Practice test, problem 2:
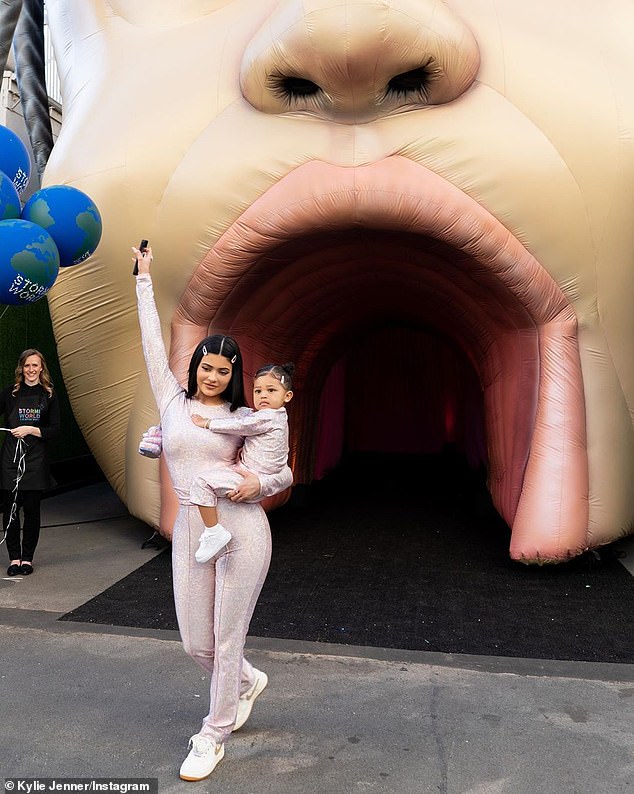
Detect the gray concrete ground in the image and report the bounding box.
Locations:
[1,483,634,794]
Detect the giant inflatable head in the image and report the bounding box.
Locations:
[44,0,634,561]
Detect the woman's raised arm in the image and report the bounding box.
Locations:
[134,247,183,414]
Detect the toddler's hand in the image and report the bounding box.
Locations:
[191,413,208,429]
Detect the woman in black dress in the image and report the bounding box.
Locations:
[1,349,60,575]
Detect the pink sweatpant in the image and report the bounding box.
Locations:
[171,499,272,744]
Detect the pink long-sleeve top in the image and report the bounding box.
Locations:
[206,407,289,476]
[136,274,292,504]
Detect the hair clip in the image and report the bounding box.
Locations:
[202,345,208,356]
[280,375,285,384]
[231,354,237,363]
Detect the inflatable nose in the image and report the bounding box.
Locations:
[240,0,480,123]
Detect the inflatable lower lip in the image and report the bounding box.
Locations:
[172,156,589,561]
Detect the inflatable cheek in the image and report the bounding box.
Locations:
[43,0,634,561]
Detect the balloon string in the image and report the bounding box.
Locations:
[0,433,27,548]
[0,306,9,322]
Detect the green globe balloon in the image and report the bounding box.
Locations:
[0,171,21,220]
[21,185,102,267]
[0,219,60,306]
[0,125,31,193]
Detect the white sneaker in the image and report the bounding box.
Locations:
[194,525,232,563]
[233,669,268,731]
[179,733,225,781]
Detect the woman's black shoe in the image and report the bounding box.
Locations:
[20,563,34,575]
[7,564,22,576]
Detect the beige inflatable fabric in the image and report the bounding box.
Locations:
[44,0,634,562]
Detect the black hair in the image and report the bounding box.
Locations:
[186,334,246,411]
[254,362,295,391]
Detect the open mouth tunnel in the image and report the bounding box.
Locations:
[171,158,588,560]
[206,225,537,526]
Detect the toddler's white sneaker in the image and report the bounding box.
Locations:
[195,524,231,563]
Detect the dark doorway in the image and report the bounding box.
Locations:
[314,325,487,481]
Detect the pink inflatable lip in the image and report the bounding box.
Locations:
[172,156,589,561]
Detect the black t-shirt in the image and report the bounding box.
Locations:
[0,383,60,491]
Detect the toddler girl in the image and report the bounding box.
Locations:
[190,362,294,562]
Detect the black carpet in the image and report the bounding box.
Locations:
[60,453,634,663]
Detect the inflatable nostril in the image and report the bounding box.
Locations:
[241,0,481,123]
[272,75,323,103]
[386,63,437,103]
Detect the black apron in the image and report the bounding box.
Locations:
[1,385,51,491]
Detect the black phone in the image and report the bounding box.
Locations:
[132,239,149,276]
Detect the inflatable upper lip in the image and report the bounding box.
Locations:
[171,155,575,372]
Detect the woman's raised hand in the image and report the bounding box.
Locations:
[132,244,153,275]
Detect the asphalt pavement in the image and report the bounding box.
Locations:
[1,483,633,794]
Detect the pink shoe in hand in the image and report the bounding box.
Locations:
[138,425,162,458]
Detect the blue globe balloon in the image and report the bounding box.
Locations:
[0,219,60,306]
[21,185,102,267]
[0,171,21,220]
[0,125,31,194]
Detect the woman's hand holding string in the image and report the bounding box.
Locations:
[11,425,41,439]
